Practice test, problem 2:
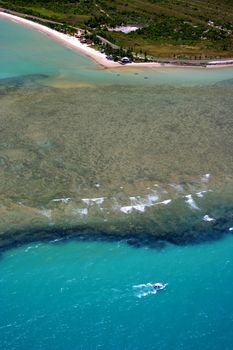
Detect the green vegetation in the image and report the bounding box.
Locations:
[1,0,233,58]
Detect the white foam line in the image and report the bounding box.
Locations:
[51,238,64,243]
[147,194,159,203]
[120,205,139,214]
[185,195,200,210]
[203,215,215,222]
[157,199,172,205]
[120,204,147,214]
[196,189,213,198]
[120,193,160,213]
[119,198,172,214]
[72,208,88,215]
[201,173,211,183]
[82,197,105,205]
[196,190,208,198]
[129,193,159,206]
[24,246,33,252]
[52,197,71,203]
[129,196,139,203]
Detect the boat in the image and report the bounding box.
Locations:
[146,282,168,290]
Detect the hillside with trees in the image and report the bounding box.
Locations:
[1,0,233,59]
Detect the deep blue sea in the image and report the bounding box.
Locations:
[0,16,233,350]
[1,236,233,350]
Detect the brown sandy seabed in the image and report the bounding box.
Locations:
[0,79,233,247]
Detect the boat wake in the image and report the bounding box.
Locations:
[133,284,157,298]
[133,283,167,298]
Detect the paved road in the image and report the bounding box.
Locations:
[96,35,120,50]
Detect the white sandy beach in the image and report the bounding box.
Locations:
[1,11,233,69]
[0,11,121,68]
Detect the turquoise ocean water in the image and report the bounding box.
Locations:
[1,17,233,349]
[1,236,233,350]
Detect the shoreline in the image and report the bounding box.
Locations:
[0,11,120,69]
[1,11,233,70]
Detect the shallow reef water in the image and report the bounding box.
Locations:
[0,18,233,247]
[0,76,233,247]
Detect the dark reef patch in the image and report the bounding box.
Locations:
[0,215,232,256]
[0,74,49,95]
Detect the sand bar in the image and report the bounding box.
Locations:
[1,11,233,69]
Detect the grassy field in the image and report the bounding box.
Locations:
[1,0,233,58]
